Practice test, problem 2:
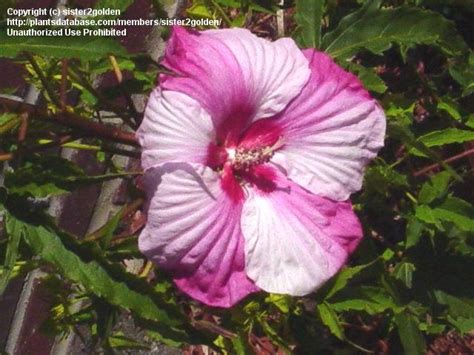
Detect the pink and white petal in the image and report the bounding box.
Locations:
[137,89,215,170]
[240,168,362,295]
[160,27,310,142]
[205,29,310,121]
[139,163,258,307]
[272,50,386,201]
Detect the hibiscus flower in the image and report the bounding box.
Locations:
[137,26,386,308]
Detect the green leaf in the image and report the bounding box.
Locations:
[317,302,344,340]
[230,332,250,355]
[449,53,474,97]
[187,2,214,19]
[437,98,462,121]
[435,291,474,333]
[24,225,182,323]
[405,216,424,249]
[260,318,291,351]
[319,260,376,300]
[416,197,474,232]
[466,114,474,129]
[364,163,409,196]
[411,128,474,156]
[433,197,474,232]
[214,0,276,13]
[415,205,444,230]
[418,172,451,205]
[322,0,382,55]
[94,0,134,11]
[108,334,150,350]
[0,212,22,295]
[346,63,387,94]
[265,294,291,313]
[420,128,474,146]
[294,0,325,48]
[90,57,136,76]
[0,29,126,59]
[88,205,128,249]
[330,286,399,314]
[322,6,467,60]
[5,155,140,197]
[3,207,190,346]
[434,290,474,318]
[388,121,461,180]
[0,113,20,135]
[447,315,474,334]
[393,262,416,289]
[394,312,426,355]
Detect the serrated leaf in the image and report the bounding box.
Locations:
[2,204,190,346]
[447,315,474,334]
[318,261,376,300]
[322,6,467,60]
[433,197,474,232]
[215,0,276,13]
[317,302,344,340]
[88,204,130,249]
[25,226,181,323]
[405,216,424,249]
[418,172,451,204]
[420,128,474,146]
[0,29,126,59]
[94,0,134,11]
[347,63,387,94]
[260,318,291,351]
[108,334,150,350]
[330,286,399,314]
[416,197,474,232]
[388,121,461,180]
[364,163,409,196]
[91,58,136,76]
[449,53,474,97]
[0,212,22,295]
[322,0,382,52]
[187,2,214,19]
[434,290,474,318]
[394,312,426,355]
[411,128,474,156]
[393,262,416,289]
[230,335,248,355]
[294,0,324,48]
[0,113,20,135]
[5,155,140,197]
[466,114,474,129]
[415,205,444,230]
[265,294,291,313]
[437,99,461,121]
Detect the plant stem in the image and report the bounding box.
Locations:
[0,96,138,146]
[108,55,140,128]
[209,0,233,27]
[413,147,474,176]
[108,55,123,83]
[25,53,61,107]
[138,261,153,278]
[15,112,29,165]
[84,198,144,242]
[1,134,74,162]
[67,66,138,128]
[60,58,69,111]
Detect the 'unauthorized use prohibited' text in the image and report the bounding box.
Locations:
[5,7,222,37]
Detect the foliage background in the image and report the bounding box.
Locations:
[1,0,473,353]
